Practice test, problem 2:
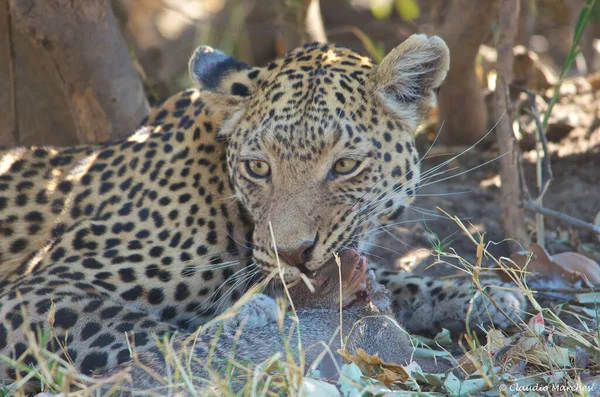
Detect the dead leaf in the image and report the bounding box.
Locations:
[533,345,571,367]
[338,348,408,386]
[552,252,600,284]
[487,329,511,354]
[457,330,511,374]
[456,348,484,374]
[517,336,540,352]
[504,333,541,364]
[526,312,545,336]
[509,243,600,286]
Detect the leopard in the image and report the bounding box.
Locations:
[0,33,525,382]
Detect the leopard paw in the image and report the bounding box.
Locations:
[375,270,528,335]
[470,282,526,330]
[224,294,281,331]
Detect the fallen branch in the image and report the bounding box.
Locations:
[521,201,600,235]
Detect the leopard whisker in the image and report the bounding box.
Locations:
[225,232,254,251]
[420,165,461,181]
[354,218,432,239]
[187,260,244,272]
[199,265,253,307]
[353,199,447,230]
[177,248,244,262]
[339,244,386,261]
[413,190,472,197]
[355,113,503,222]
[355,240,408,257]
[405,204,454,219]
[196,266,259,317]
[211,270,259,315]
[419,112,505,180]
[219,193,242,203]
[347,119,446,214]
[381,226,421,250]
[355,137,499,226]
[419,150,510,189]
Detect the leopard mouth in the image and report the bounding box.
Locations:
[350,255,368,286]
[343,255,370,308]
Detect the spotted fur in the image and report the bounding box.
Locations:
[0,34,524,380]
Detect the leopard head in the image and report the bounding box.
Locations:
[189,34,450,281]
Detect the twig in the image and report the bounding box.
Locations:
[515,87,554,248]
[521,201,600,234]
[534,286,600,293]
[5,1,18,145]
[516,145,531,200]
[514,88,553,198]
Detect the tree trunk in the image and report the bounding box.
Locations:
[1,1,77,147]
[436,0,498,146]
[3,0,148,146]
[491,0,529,250]
[276,0,327,55]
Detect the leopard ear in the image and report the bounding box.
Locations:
[189,46,262,98]
[373,34,449,128]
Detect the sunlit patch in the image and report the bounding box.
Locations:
[45,169,63,194]
[487,69,498,91]
[467,223,485,235]
[393,248,431,272]
[322,49,341,65]
[480,174,501,188]
[360,56,373,67]
[67,152,100,182]
[24,239,55,275]
[156,8,192,40]
[190,90,201,101]
[127,126,153,143]
[0,147,26,175]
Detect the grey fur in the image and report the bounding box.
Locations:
[99,265,453,395]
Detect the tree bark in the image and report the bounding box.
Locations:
[1,1,77,147]
[436,0,498,146]
[276,0,327,55]
[491,0,529,250]
[6,0,148,145]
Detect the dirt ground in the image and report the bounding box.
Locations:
[372,82,600,278]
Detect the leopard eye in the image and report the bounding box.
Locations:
[245,160,271,178]
[333,158,360,176]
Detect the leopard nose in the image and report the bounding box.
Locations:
[277,240,315,267]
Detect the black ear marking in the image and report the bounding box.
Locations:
[189,46,251,91]
[231,82,250,97]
